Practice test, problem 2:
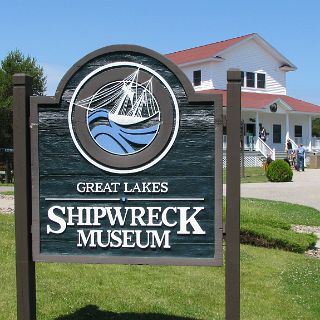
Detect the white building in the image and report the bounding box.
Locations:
[166,33,320,160]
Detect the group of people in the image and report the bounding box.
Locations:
[258,125,305,172]
[285,140,305,172]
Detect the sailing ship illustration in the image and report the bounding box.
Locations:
[73,69,160,126]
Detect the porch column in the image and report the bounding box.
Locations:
[308,115,312,150]
[255,111,260,150]
[285,113,289,141]
[255,111,259,139]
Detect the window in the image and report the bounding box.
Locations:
[295,125,302,137]
[193,70,201,86]
[273,124,281,143]
[257,73,266,89]
[246,72,255,87]
[241,71,266,89]
[241,71,244,87]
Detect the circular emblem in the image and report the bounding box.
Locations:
[270,103,277,113]
[68,62,179,174]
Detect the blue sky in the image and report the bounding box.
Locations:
[1,0,319,104]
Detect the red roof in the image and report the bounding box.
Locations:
[200,89,320,113]
[166,34,254,65]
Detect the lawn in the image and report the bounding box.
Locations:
[0,191,14,196]
[1,198,320,319]
[223,166,268,184]
[0,183,14,187]
[239,198,319,252]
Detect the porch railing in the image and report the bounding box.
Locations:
[255,137,275,160]
[223,135,256,151]
[287,137,298,150]
[294,137,303,145]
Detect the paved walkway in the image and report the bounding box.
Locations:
[224,169,320,211]
[0,186,14,192]
[0,185,14,214]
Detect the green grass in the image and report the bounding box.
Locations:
[0,191,14,196]
[223,166,268,184]
[1,213,320,319]
[239,198,320,252]
[0,183,14,187]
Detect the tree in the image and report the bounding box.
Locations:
[0,49,47,108]
[312,118,320,137]
[0,50,46,148]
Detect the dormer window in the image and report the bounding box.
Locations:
[257,73,266,88]
[193,70,201,86]
[241,71,266,89]
[241,71,244,87]
[246,72,255,87]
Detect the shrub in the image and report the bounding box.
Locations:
[266,159,293,182]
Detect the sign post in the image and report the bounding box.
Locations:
[13,74,36,320]
[225,69,241,320]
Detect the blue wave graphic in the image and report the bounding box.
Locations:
[88,109,159,155]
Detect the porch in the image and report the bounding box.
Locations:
[223,134,320,152]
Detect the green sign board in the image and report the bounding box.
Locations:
[31,45,223,266]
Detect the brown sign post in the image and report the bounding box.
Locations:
[226,69,241,320]
[13,74,36,319]
[12,46,241,319]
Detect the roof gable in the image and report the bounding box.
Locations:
[166,34,254,65]
[166,34,296,70]
[199,89,320,114]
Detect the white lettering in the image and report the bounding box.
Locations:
[130,207,146,226]
[147,207,162,226]
[149,230,171,248]
[47,206,67,234]
[162,207,177,227]
[177,207,206,235]
[77,229,97,247]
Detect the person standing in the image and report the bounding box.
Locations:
[296,144,306,172]
[259,126,267,142]
[286,139,293,165]
[286,139,293,154]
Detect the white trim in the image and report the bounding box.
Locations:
[127,198,205,201]
[45,197,205,201]
[241,71,267,90]
[279,65,296,72]
[251,34,297,71]
[285,113,289,140]
[45,198,120,201]
[211,34,297,71]
[177,57,224,67]
[308,115,312,150]
[68,62,180,174]
[255,111,260,139]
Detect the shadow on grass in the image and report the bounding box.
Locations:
[55,305,197,320]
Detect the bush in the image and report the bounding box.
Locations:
[266,159,293,182]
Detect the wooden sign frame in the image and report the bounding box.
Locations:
[30,45,223,266]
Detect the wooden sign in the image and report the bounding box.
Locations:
[30,45,223,266]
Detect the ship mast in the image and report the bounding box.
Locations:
[128,78,153,117]
[112,70,139,115]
